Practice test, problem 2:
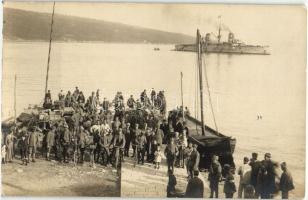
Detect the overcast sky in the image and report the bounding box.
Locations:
[4,2,306,44]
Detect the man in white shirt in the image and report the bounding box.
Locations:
[100,119,111,134]
[237,157,251,198]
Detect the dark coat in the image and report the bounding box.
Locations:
[28,131,39,147]
[249,159,262,187]
[224,172,237,194]
[18,138,28,151]
[209,161,222,182]
[62,129,71,144]
[78,131,87,148]
[174,122,184,134]
[185,177,204,198]
[167,174,177,197]
[279,170,294,192]
[112,134,126,148]
[165,143,178,158]
[188,150,200,170]
[136,135,147,149]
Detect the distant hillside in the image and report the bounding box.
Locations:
[4,8,195,44]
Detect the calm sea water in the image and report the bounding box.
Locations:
[2,41,305,196]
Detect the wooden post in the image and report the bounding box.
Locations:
[180,72,185,121]
[14,74,17,124]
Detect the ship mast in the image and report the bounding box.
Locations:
[45,2,56,95]
[197,29,205,136]
[217,15,222,44]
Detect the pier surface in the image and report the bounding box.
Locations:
[121,148,208,198]
[1,158,120,196]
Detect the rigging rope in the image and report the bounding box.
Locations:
[202,53,219,133]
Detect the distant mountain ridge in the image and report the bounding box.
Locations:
[4,8,195,44]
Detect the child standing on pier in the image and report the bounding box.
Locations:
[154,145,162,169]
[1,144,6,164]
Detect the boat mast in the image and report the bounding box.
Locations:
[45,2,56,95]
[197,29,205,135]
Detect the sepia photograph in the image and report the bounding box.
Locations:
[1,2,306,199]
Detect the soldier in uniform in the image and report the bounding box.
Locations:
[102,98,109,112]
[18,132,28,165]
[279,162,294,199]
[259,153,278,199]
[249,152,262,198]
[224,164,237,198]
[136,131,147,165]
[208,155,222,198]
[140,89,147,105]
[145,127,154,162]
[155,123,164,146]
[127,95,136,109]
[58,90,65,101]
[164,138,178,173]
[100,129,112,166]
[160,119,169,144]
[78,126,87,164]
[46,125,56,161]
[124,123,131,157]
[110,128,126,168]
[112,116,121,133]
[174,117,184,135]
[131,123,140,158]
[184,142,193,176]
[62,124,71,163]
[77,91,85,105]
[167,169,177,197]
[185,170,204,198]
[27,127,39,163]
[187,144,200,178]
[150,88,156,106]
[65,91,73,107]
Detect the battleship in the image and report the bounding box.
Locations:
[175,25,270,55]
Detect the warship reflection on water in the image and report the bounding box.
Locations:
[175,25,270,55]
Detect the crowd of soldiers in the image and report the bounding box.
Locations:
[167,151,295,199]
[2,87,295,199]
[2,87,168,169]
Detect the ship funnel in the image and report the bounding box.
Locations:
[228,32,234,43]
[205,33,211,42]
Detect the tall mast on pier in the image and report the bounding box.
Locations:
[197,29,205,136]
[45,2,56,95]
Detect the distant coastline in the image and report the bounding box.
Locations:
[3,39,178,45]
[4,8,195,44]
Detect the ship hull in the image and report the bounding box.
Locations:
[185,114,236,170]
[175,43,270,55]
